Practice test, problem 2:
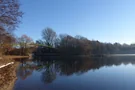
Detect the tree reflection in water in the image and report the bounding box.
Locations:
[16,58,34,80]
[17,56,135,84]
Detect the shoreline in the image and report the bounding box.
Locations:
[0,55,29,69]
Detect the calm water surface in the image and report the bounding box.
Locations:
[13,56,135,90]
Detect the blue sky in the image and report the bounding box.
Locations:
[15,0,135,44]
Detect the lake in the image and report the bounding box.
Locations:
[5,56,135,90]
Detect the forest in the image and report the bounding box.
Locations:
[35,28,135,55]
[0,0,135,56]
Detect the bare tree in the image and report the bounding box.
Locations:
[0,32,15,55]
[42,28,57,47]
[0,0,23,55]
[17,35,33,55]
[0,0,23,32]
[36,39,45,46]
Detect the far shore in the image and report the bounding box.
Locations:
[0,55,30,60]
[105,54,135,57]
[3,55,29,59]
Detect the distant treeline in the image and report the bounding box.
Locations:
[35,28,135,55]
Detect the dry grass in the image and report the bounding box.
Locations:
[0,57,12,66]
[0,55,28,90]
[0,62,19,90]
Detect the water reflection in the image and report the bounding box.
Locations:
[16,58,34,80]
[16,56,135,84]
